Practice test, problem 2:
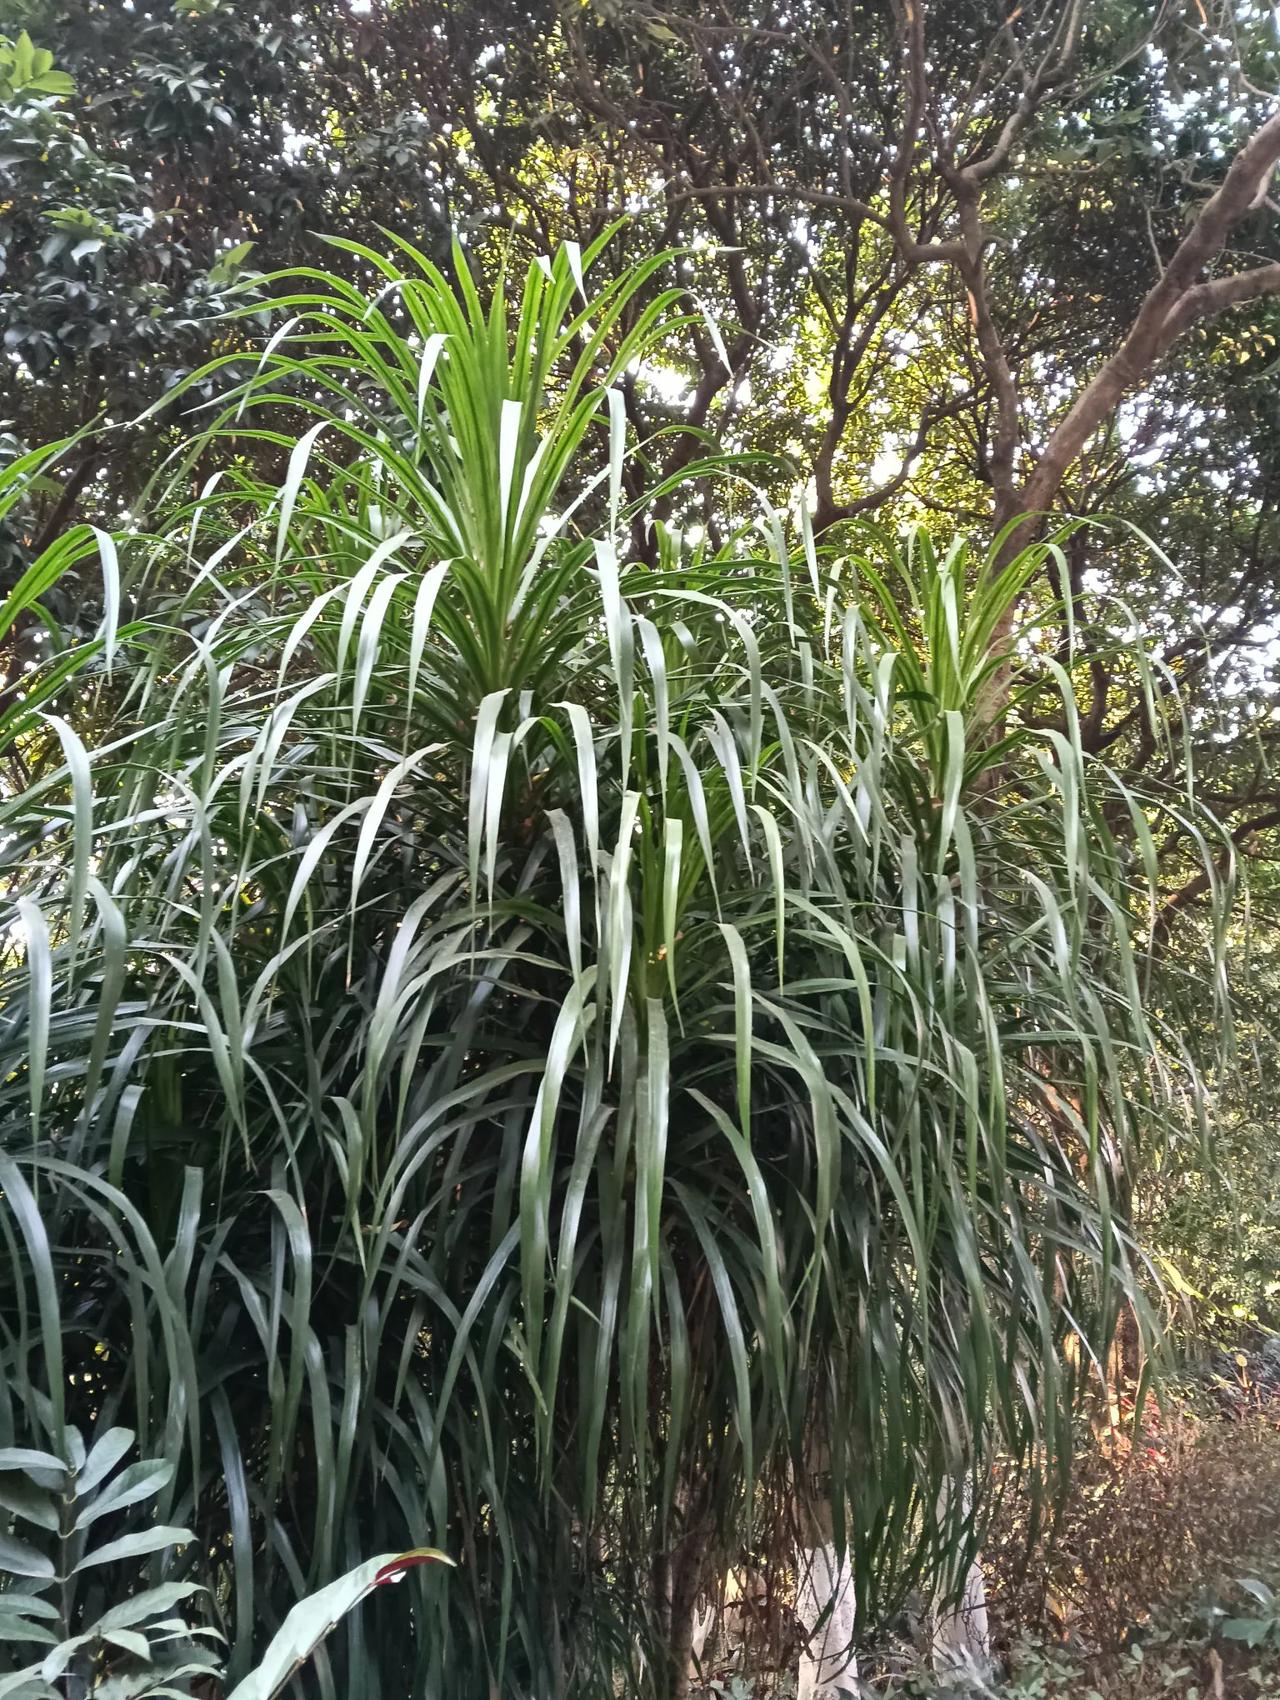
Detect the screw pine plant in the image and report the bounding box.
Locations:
[0,233,1230,1698]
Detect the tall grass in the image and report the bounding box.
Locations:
[0,233,1229,1698]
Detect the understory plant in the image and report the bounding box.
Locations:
[0,1415,218,1699]
[0,231,1231,1697]
[0,1413,444,1699]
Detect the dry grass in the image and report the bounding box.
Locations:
[980,1400,1280,1697]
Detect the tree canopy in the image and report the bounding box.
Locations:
[5,0,1280,880]
[1,5,1278,1698]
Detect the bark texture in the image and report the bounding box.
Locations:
[931,1553,991,1675]
[795,1537,859,1700]
[931,1482,991,1677]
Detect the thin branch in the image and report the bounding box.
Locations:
[1021,108,1280,520]
[1156,803,1280,930]
[960,0,1086,185]
[658,180,885,226]
[887,0,966,265]
[816,394,970,528]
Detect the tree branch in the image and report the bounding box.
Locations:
[1020,108,1280,521]
[960,0,1085,185]
[816,393,971,528]
[886,0,966,265]
[1156,803,1280,932]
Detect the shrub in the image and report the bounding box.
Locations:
[0,234,1230,1696]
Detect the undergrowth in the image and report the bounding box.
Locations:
[978,1400,1280,1699]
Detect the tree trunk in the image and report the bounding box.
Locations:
[932,1551,991,1675]
[689,1597,716,1673]
[795,1526,859,1700]
[931,1482,991,1677]
[661,1524,709,1700]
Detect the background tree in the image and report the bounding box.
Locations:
[6,0,1280,900]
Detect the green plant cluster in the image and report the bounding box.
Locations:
[0,235,1231,1696]
[0,1408,448,1698]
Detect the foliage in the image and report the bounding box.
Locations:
[1140,934,1280,1338]
[1218,1574,1280,1650]
[0,1401,446,1700]
[0,1416,218,1699]
[0,19,250,390]
[223,1549,454,1700]
[976,1575,1280,1700]
[986,1408,1280,1655]
[0,232,1233,1695]
[6,0,1280,902]
[843,1406,1280,1697]
[0,32,73,102]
